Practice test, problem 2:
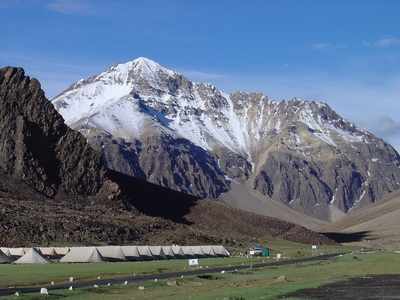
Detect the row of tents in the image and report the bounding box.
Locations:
[0,245,230,264]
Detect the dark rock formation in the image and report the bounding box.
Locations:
[0,66,334,247]
[0,67,105,197]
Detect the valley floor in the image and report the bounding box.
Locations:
[0,241,343,288]
[2,251,400,299]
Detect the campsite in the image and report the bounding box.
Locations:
[3,1,400,299]
[0,241,346,295]
[2,248,400,299]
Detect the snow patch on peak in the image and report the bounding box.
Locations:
[53,57,372,163]
[131,57,176,77]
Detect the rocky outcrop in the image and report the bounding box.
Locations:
[0,67,105,197]
[87,131,229,198]
[0,66,335,247]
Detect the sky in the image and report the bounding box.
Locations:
[1,0,400,149]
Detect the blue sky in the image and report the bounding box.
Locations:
[1,0,400,148]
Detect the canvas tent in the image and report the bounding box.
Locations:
[97,246,126,262]
[0,248,9,255]
[181,246,196,257]
[0,248,11,257]
[161,246,175,258]
[60,247,103,263]
[9,248,25,257]
[191,246,205,257]
[137,246,152,260]
[211,245,230,257]
[0,249,13,264]
[39,247,57,258]
[121,246,140,261]
[149,246,165,259]
[14,248,48,264]
[201,246,216,257]
[171,245,184,258]
[54,247,70,256]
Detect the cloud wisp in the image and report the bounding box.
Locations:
[311,42,348,50]
[47,0,94,15]
[373,37,400,48]
[180,69,226,82]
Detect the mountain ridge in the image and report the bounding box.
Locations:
[0,65,334,247]
[52,57,400,220]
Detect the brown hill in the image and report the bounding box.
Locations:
[0,67,333,247]
[323,190,400,249]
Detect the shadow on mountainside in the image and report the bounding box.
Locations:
[321,231,372,243]
[106,170,199,224]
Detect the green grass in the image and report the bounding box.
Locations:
[0,240,346,288]
[0,257,259,287]
[3,251,400,300]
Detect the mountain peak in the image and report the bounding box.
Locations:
[132,56,160,67]
[132,56,175,77]
[106,57,176,81]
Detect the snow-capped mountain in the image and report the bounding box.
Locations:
[52,57,400,220]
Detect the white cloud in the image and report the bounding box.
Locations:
[180,69,226,82]
[311,43,347,50]
[371,37,400,48]
[359,116,400,151]
[312,43,331,50]
[47,0,94,15]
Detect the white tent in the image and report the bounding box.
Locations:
[54,247,70,256]
[211,245,230,257]
[96,246,126,262]
[171,245,184,257]
[181,246,196,257]
[201,246,216,257]
[161,246,175,258]
[191,246,205,257]
[149,246,165,258]
[9,248,25,257]
[121,246,140,260]
[39,247,57,257]
[60,247,103,263]
[137,246,152,259]
[0,249,13,264]
[0,248,11,257]
[14,248,48,264]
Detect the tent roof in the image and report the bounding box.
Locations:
[162,246,174,256]
[0,249,13,264]
[0,248,11,257]
[97,246,126,261]
[9,248,26,257]
[14,248,48,264]
[201,246,216,256]
[60,247,103,263]
[181,246,196,256]
[191,246,204,256]
[121,246,140,258]
[54,247,70,255]
[171,245,184,256]
[211,245,230,256]
[39,247,56,256]
[149,246,165,256]
[137,246,152,257]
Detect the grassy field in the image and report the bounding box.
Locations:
[2,251,400,299]
[0,240,345,288]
